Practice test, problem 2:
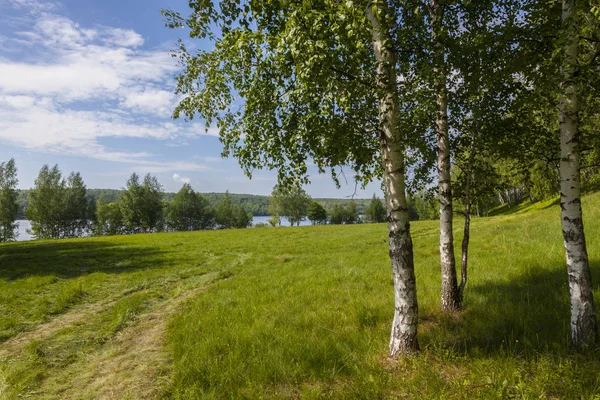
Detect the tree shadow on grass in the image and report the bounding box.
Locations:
[0,239,169,281]
[420,259,600,357]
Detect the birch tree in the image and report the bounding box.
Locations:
[448,0,534,304]
[518,0,599,350]
[164,0,421,354]
[26,165,90,239]
[428,0,459,311]
[558,0,597,350]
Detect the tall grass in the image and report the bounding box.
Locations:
[0,192,598,398]
[166,192,600,399]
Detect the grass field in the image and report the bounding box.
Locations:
[1,192,599,399]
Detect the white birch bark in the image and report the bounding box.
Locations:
[367,1,419,355]
[430,0,460,311]
[559,0,597,350]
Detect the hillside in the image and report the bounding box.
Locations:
[1,192,599,398]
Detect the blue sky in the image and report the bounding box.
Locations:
[0,0,382,198]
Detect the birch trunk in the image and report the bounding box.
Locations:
[367,2,419,355]
[559,0,597,350]
[458,144,473,305]
[430,0,460,312]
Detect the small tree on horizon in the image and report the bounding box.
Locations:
[167,183,214,231]
[27,164,89,239]
[268,185,311,226]
[94,197,124,236]
[0,158,19,242]
[365,194,386,223]
[307,201,327,225]
[216,191,252,229]
[344,201,360,224]
[63,172,89,238]
[329,204,345,225]
[119,173,164,233]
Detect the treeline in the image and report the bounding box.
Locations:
[16,189,404,220]
[93,173,252,236]
[3,164,254,241]
[15,189,271,219]
[267,186,393,226]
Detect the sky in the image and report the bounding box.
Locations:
[0,0,383,198]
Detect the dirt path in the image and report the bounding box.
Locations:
[0,261,238,399]
[0,278,218,400]
[46,285,208,400]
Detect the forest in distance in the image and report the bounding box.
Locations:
[2,161,392,240]
[8,159,589,238]
[14,187,377,219]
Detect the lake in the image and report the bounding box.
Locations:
[16,220,33,241]
[251,216,312,227]
[14,217,313,241]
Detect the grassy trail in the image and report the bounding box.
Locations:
[1,192,600,399]
[0,238,233,399]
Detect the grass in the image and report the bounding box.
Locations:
[1,192,600,398]
[487,196,560,216]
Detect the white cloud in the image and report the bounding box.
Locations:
[101,27,144,48]
[0,62,121,100]
[8,0,60,14]
[1,95,36,108]
[0,4,217,172]
[0,13,177,104]
[34,13,95,48]
[0,96,215,173]
[173,173,191,184]
[121,88,177,116]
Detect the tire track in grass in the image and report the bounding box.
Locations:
[0,270,217,360]
[24,270,232,399]
[51,284,211,399]
[0,296,127,360]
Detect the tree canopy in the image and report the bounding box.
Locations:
[167,183,214,231]
[0,159,19,242]
[26,165,91,239]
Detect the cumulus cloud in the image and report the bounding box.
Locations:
[173,173,191,184]
[0,3,215,172]
[101,27,144,47]
[0,14,177,103]
[121,88,177,116]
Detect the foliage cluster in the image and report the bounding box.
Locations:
[364,194,386,223]
[24,166,254,239]
[268,185,312,226]
[0,159,18,242]
[330,201,360,225]
[26,165,92,240]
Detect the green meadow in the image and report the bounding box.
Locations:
[1,192,599,399]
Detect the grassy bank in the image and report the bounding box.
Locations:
[1,192,599,399]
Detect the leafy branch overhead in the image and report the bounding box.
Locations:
[162,1,435,189]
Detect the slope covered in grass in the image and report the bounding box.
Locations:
[1,192,599,399]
